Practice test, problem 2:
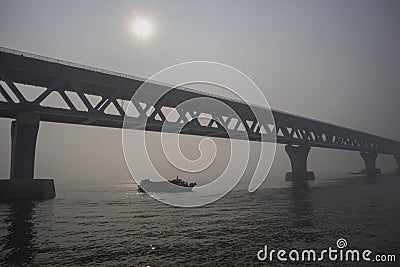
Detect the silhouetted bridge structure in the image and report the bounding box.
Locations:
[0,47,399,199]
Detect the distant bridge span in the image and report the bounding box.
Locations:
[0,47,399,199]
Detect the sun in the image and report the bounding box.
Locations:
[133,19,152,38]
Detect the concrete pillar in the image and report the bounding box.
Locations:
[285,144,315,181]
[10,112,40,180]
[394,155,400,174]
[360,152,381,177]
[0,112,55,200]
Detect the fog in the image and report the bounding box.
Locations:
[0,0,399,186]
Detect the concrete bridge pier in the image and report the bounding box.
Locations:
[394,155,400,174]
[285,144,315,182]
[360,152,381,177]
[0,112,55,200]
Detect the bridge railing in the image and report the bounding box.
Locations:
[0,47,143,81]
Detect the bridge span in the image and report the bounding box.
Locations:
[0,47,399,199]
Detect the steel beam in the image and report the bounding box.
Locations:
[1,48,399,154]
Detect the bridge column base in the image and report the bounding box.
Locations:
[285,171,315,181]
[285,145,315,182]
[361,169,381,177]
[0,179,55,200]
[360,152,381,177]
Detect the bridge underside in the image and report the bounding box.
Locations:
[0,48,399,199]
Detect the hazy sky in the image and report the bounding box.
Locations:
[0,0,399,185]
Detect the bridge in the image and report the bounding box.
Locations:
[0,47,399,199]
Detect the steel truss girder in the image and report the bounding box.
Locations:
[0,49,399,155]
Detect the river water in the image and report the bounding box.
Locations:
[1,175,399,266]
